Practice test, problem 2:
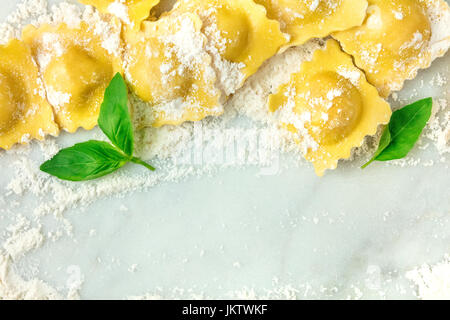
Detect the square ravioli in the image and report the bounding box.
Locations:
[254,0,368,50]
[169,0,287,96]
[333,0,450,97]
[124,13,223,128]
[0,40,59,150]
[23,21,123,133]
[79,0,160,30]
[269,40,392,176]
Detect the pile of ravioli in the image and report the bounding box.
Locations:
[0,0,449,176]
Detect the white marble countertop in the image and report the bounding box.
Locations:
[0,0,449,300]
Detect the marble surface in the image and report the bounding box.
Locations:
[0,0,449,300]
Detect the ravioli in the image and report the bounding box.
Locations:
[79,0,159,29]
[23,22,122,133]
[170,0,287,95]
[0,40,59,150]
[269,40,392,176]
[254,0,368,49]
[333,0,450,97]
[124,13,222,127]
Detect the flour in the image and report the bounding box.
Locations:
[0,0,48,44]
[4,225,43,260]
[424,98,450,155]
[128,285,300,300]
[46,86,71,111]
[85,8,123,57]
[0,0,449,300]
[204,31,246,96]
[197,6,247,96]
[156,14,222,120]
[0,255,62,300]
[0,207,80,299]
[406,255,450,300]
[226,39,324,154]
[401,0,450,89]
[125,13,223,124]
[108,1,132,27]
[427,0,450,59]
[0,1,122,64]
[0,213,60,300]
[129,257,450,300]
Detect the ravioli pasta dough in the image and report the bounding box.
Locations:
[79,0,159,29]
[124,13,222,127]
[333,0,450,97]
[269,40,392,176]
[0,40,59,150]
[254,0,368,49]
[23,22,122,133]
[170,0,287,95]
[1,0,448,176]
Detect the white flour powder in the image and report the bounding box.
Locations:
[0,0,449,300]
[406,255,450,300]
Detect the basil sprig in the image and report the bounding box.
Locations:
[40,73,155,181]
[362,97,433,168]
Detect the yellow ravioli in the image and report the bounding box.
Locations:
[23,22,122,133]
[333,0,450,97]
[170,0,287,95]
[79,0,159,29]
[254,0,368,49]
[0,40,59,150]
[124,13,222,127]
[269,40,392,176]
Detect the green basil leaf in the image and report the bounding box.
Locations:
[40,141,129,181]
[376,97,432,161]
[362,97,432,168]
[98,73,134,157]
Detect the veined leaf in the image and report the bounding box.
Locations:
[40,141,129,181]
[98,73,134,157]
[363,98,433,168]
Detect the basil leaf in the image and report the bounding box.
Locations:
[98,73,134,157]
[363,97,432,168]
[40,73,155,182]
[40,141,129,181]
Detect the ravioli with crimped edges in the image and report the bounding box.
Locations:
[79,0,159,29]
[23,22,123,133]
[254,0,368,50]
[0,40,59,150]
[269,40,392,176]
[124,13,222,127]
[169,0,287,95]
[333,0,450,97]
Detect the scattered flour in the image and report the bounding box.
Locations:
[0,213,42,258]
[0,213,61,300]
[128,258,450,300]
[46,86,72,110]
[0,255,62,300]
[406,255,450,300]
[0,0,449,300]
[128,285,300,300]
[427,0,450,60]
[108,1,132,27]
[124,13,223,125]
